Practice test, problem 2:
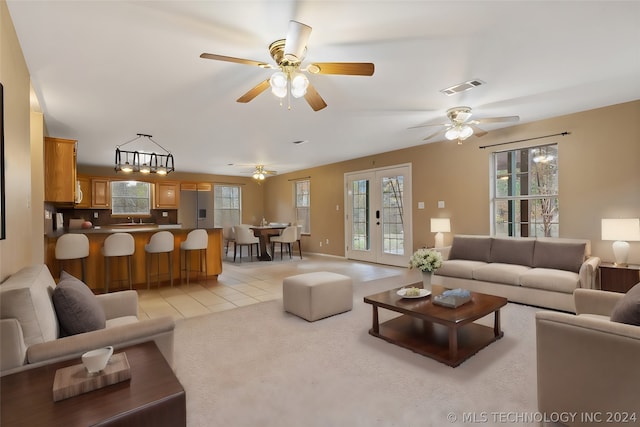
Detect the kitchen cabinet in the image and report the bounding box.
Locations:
[180,182,212,192]
[155,182,180,209]
[44,137,77,203]
[91,178,111,208]
[75,176,91,208]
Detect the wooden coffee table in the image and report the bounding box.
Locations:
[364,284,507,367]
[1,341,186,426]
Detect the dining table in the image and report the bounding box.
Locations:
[250,225,286,261]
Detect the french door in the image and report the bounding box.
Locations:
[344,164,412,267]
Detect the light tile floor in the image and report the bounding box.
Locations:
[136,253,406,321]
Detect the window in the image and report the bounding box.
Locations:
[492,144,558,237]
[214,184,241,227]
[111,181,151,215]
[295,180,310,234]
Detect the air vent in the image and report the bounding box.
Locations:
[440,79,485,96]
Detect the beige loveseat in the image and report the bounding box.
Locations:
[0,264,175,376]
[433,235,600,312]
[536,288,640,425]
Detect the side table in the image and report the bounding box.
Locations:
[599,262,640,293]
[1,341,186,427]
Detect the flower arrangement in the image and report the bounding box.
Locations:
[408,248,443,273]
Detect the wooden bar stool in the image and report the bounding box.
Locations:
[180,229,208,285]
[102,233,135,293]
[55,234,90,282]
[145,231,175,289]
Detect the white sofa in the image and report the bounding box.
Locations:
[433,235,600,312]
[0,264,175,376]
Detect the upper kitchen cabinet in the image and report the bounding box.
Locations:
[91,178,111,208]
[155,181,180,209]
[44,137,77,204]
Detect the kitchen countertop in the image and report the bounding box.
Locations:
[47,225,221,237]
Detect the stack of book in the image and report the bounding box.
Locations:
[433,288,472,308]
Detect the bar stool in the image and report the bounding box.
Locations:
[180,229,208,285]
[102,232,135,293]
[55,234,90,282]
[145,231,175,289]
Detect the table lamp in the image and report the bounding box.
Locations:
[601,218,640,266]
[430,218,451,248]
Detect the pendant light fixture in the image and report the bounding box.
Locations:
[114,133,174,175]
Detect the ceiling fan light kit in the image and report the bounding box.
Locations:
[411,106,520,144]
[201,20,374,111]
[252,165,276,180]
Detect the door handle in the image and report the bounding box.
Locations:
[376,210,380,225]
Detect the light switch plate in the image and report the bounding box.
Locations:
[438,201,445,209]
[418,202,425,209]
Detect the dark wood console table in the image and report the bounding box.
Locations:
[1,341,186,427]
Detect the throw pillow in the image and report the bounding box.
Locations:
[490,238,536,266]
[52,271,106,336]
[532,241,586,273]
[448,236,492,262]
[611,282,640,326]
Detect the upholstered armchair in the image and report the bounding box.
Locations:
[536,287,640,425]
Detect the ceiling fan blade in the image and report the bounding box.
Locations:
[200,53,272,68]
[236,79,271,103]
[408,122,450,130]
[470,124,488,137]
[422,129,446,141]
[284,20,312,62]
[475,115,520,124]
[304,83,328,111]
[308,62,375,76]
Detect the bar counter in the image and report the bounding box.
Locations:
[45,226,222,292]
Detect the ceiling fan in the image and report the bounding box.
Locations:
[200,20,375,111]
[251,165,277,180]
[409,106,520,144]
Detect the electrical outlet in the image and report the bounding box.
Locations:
[319,241,323,247]
[326,239,329,245]
[93,212,99,219]
[162,211,168,217]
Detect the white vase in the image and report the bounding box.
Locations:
[422,272,432,292]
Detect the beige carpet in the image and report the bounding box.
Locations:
[173,274,540,427]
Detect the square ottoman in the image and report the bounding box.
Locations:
[283,272,353,321]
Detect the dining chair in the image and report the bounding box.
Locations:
[270,226,298,260]
[233,224,259,262]
[223,226,236,257]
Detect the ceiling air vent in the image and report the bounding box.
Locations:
[440,79,485,96]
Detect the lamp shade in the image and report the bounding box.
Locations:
[601,218,640,241]
[430,218,451,233]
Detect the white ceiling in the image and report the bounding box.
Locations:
[7,1,640,177]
